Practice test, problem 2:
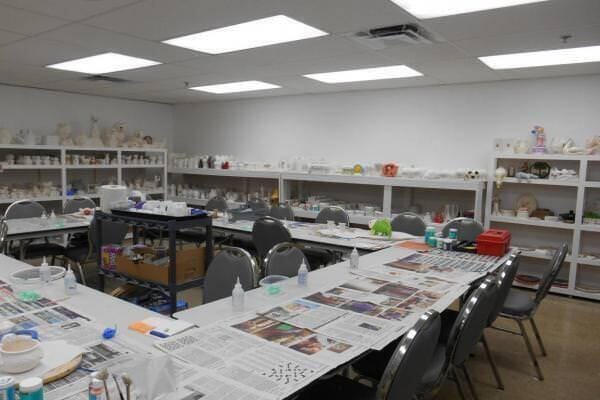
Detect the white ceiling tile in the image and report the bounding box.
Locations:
[0,37,94,66]
[0,29,25,46]
[453,24,600,57]
[85,0,286,41]
[0,61,80,85]
[420,0,600,41]
[0,4,69,35]
[35,78,122,94]
[496,62,600,80]
[0,0,141,20]
[375,42,470,65]
[412,58,503,84]
[42,24,199,63]
[107,64,199,82]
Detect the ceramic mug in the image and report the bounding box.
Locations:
[0,334,44,374]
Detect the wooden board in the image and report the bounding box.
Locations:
[42,354,82,384]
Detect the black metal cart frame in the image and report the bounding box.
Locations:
[95,210,214,315]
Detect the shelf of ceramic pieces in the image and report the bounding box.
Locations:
[292,207,374,225]
[501,177,579,187]
[576,257,600,267]
[122,164,166,169]
[168,167,280,179]
[281,171,484,190]
[489,215,576,230]
[494,154,600,161]
[585,181,600,188]
[65,164,119,169]
[515,247,574,262]
[580,224,600,233]
[513,280,572,295]
[168,196,245,208]
[2,164,63,170]
[0,196,63,204]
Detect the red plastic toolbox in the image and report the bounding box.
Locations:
[477,229,511,257]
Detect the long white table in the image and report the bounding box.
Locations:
[6,215,90,241]
[212,218,410,253]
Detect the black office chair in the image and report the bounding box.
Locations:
[247,197,269,213]
[315,206,349,226]
[268,204,295,221]
[202,247,256,304]
[252,217,292,267]
[442,217,484,241]
[492,244,568,381]
[263,243,309,278]
[417,277,499,400]
[482,252,521,390]
[64,217,128,286]
[205,196,228,212]
[391,212,427,236]
[297,310,441,400]
[5,199,65,263]
[0,217,8,255]
[63,197,96,214]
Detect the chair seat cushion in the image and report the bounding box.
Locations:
[297,375,376,400]
[502,288,535,316]
[64,246,91,263]
[21,243,65,258]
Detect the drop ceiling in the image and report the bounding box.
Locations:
[0,0,598,104]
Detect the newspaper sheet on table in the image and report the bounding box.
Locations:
[154,321,361,400]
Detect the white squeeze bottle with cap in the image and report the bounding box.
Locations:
[350,247,359,269]
[64,264,77,295]
[232,277,244,312]
[298,260,308,286]
[39,257,51,284]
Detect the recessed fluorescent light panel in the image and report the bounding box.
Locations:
[189,80,280,94]
[46,52,160,74]
[163,15,327,54]
[304,65,422,84]
[479,46,600,69]
[389,0,550,19]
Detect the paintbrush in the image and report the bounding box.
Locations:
[121,373,132,400]
[96,368,110,400]
[112,374,125,400]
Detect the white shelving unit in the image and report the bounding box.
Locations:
[485,153,600,301]
[168,168,486,225]
[0,145,168,210]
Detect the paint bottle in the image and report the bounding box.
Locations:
[19,377,43,400]
[298,260,308,286]
[64,264,77,295]
[88,378,106,400]
[39,257,51,284]
[425,226,436,245]
[232,277,244,312]
[349,247,359,269]
[0,376,16,400]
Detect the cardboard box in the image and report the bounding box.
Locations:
[113,245,205,285]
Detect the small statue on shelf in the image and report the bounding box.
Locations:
[102,122,126,148]
[88,115,104,147]
[530,125,546,154]
[57,122,74,146]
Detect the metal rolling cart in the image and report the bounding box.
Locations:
[95,209,213,315]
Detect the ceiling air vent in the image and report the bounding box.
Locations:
[81,75,133,84]
[348,23,440,50]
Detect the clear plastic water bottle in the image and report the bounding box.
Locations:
[232,277,245,311]
[39,257,51,285]
[297,260,308,286]
[350,247,359,269]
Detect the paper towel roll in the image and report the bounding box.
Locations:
[99,185,128,212]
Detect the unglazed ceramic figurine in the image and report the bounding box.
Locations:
[0,128,12,144]
[126,130,145,147]
[585,135,600,155]
[495,166,507,188]
[87,115,104,147]
[103,122,126,148]
[57,123,74,146]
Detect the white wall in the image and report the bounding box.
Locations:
[0,84,174,147]
[174,74,600,169]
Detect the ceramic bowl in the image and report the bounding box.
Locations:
[0,335,44,374]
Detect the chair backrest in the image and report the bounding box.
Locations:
[447,277,499,366]
[377,310,441,400]
[63,197,96,214]
[247,197,269,212]
[487,252,521,325]
[203,247,256,304]
[534,243,569,306]
[315,206,349,226]
[89,217,129,250]
[268,204,295,221]
[442,217,484,241]
[4,200,45,219]
[264,243,309,278]
[0,217,8,254]
[252,217,292,262]
[390,212,427,236]
[206,196,228,212]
